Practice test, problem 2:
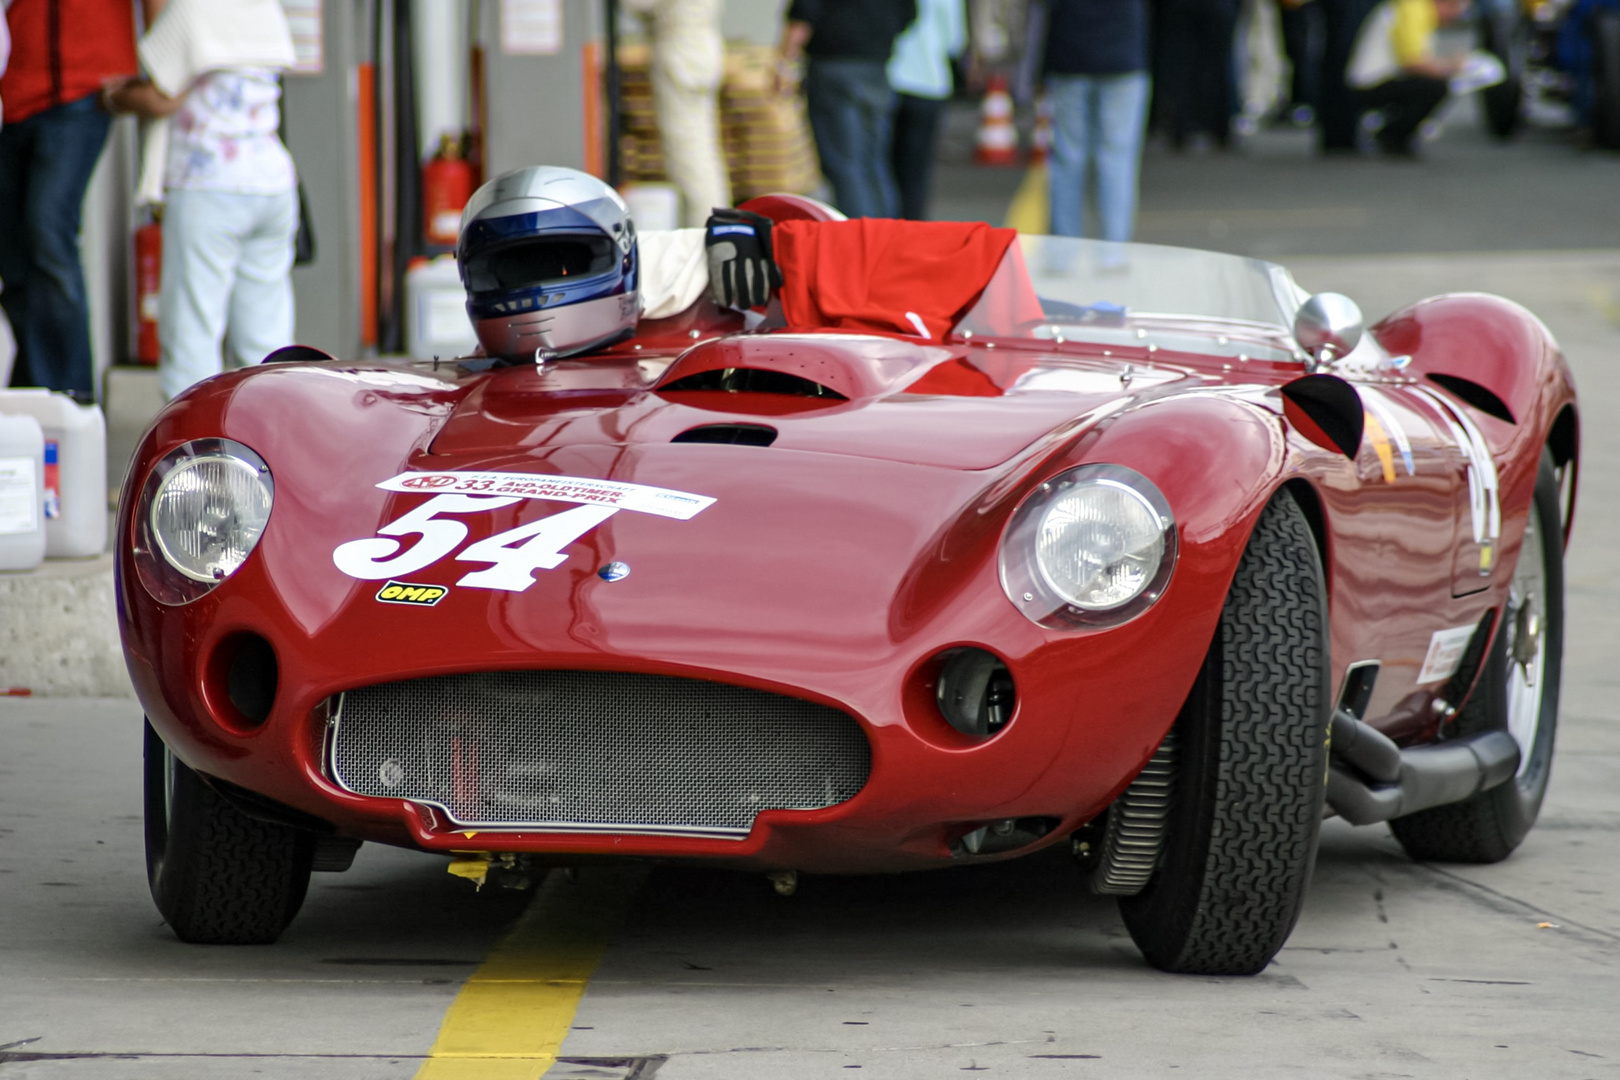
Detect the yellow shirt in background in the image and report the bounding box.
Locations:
[1348,0,1439,87]
[1391,0,1439,67]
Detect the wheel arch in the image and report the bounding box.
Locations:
[1547,403,1579,548]
[1372,293,1563,434]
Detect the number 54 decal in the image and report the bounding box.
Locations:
[333,471,715,593]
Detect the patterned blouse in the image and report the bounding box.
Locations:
[165,67,296,194]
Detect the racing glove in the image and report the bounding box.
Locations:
[705,208,783,310]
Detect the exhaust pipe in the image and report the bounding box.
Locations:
[1326,710,1520,826]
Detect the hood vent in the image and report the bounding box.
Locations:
[672,423,778,446]
[660,367,847,399]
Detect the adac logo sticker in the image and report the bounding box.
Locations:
[398,474,458,490]
[375,580,450,606]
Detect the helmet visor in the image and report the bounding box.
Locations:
[465,235,617,294]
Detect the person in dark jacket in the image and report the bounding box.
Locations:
[1042,0,1152,242]
[780,0,917,218]
[1155,0,1242,148]
[1277,0,1325,124]
[1317,0,1379,151]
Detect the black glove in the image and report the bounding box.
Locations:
[705,208,783,310]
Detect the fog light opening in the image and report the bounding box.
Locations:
[223,633,278,728]
[935,648,1016,738]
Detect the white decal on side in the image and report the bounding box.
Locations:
[1415,387,1501,558]
[1418,624,1478,684]
[334,474,715,592]
[1360,389,1415,476]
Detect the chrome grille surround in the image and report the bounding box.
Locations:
[328,670,872,838]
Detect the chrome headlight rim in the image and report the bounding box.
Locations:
[1000,463,1177,630]
[134,438,274,606]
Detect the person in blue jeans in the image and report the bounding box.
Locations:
[888,0,967,220]
[0,97,110,401]
[781,0,917,219]
[104,0,298,401]
[0,0,143,403]
[1041,0,1151,244]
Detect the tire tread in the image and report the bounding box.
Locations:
[145,722,313,945]
[1122,490,1329,975]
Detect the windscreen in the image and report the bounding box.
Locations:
[954,237,1306,357]
[465,235,616,293]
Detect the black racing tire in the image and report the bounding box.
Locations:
[144,720,315,944]
[1389,450,1563,863]
[1118,488,1330,976]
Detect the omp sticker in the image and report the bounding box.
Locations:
[1361,390,1414,477]
[1418,624,1477,684]
[377,471,714,520]
[375,580,450,606]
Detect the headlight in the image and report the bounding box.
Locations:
[134,439,273,605]
[1000,464,1176,629]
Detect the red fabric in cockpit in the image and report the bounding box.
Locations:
[772,219,1038,341]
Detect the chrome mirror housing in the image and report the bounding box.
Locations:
[1293,292,1364,370]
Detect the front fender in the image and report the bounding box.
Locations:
[1373,293,1568,444]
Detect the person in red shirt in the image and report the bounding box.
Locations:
[0,0,145,403]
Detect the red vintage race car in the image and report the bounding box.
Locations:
[119,199,1578,976]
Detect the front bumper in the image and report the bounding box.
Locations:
[121,558,1223,874]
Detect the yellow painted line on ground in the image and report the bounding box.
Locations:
[1005,162,1050,235]
[415,866,644,1080]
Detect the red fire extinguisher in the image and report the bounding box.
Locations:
[423,134,475,248]
[134,210,163,366]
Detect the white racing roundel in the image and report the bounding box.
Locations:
[332,471,715,593]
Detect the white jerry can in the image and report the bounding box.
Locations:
[0,389,108,558]
[406,255,479,361]
[0,412,46,571]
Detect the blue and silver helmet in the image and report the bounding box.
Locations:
[457,166,638,362]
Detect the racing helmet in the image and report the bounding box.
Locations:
[457,166,638,362]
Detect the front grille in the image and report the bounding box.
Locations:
[329,670,872,837]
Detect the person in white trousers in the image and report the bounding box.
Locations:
[103,0,297,400]
[625,0,731,227]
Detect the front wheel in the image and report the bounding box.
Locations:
[1389,450,1563,863]
[144,720,315,944]
[1118,488,1330,975]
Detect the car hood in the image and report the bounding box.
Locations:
[161,335,1201,668]
[426,332,1190,471]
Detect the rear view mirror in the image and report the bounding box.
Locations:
[1294,293,1364,369]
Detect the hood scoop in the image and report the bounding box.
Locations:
[672,423,778,446]
[661,367,847,400]
[655,333,951,403]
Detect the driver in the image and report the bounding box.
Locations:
[457,165,780,364]
[457,165,1023,364]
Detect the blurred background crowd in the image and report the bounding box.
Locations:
[0,0,1616,411]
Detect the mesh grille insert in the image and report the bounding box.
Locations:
[330,671,872,836]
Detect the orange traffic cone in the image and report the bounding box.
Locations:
[974,74,1019,166]
[1028,92,1053,166]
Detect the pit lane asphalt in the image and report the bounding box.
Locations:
[6,129,1620,1080]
